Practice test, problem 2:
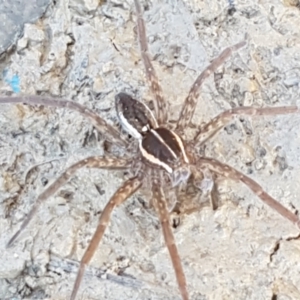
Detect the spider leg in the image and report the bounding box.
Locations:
[197,157,300,228]
[0,96,128,147]
[7,156,131,247]
[192,167,218,210]
[176,40,247,132]
[134,0,167,124]
[70,176,142,300]
[193,106,300,146]
[152,179,188,300]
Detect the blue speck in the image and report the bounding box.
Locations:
[3,69,20,93]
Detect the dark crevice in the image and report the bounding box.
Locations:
[270,234,300,262]
[270,239,281,262]
[271,294,277,300]
[286,233,300,241]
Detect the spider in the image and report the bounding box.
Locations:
[1,0,300,299]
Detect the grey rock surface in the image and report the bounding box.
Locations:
[0,0,300,299]
[0,0,50,54]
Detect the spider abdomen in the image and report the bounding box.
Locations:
[139,127,189,174]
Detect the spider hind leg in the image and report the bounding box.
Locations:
[152,178,188,300]
[7,156,131,247]
[70,176,142,300]
[198,157,300,228]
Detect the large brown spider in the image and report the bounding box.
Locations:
[1,0,300,299]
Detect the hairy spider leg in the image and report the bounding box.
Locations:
[152,173,188,300]
[134,0,167,124]
[7,156,130,247]
[193,106,300,146]
[176,40,247,133]
[198,157,300,228]
[70,176,142,300]
[0,96,128,147]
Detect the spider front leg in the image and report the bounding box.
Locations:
[193,106,300,146]
[134,0,167,124]
[70,176,142,300]
[198,157,300,228]
[176,40,247,133]
[152,179,188,300]
[7,156,131,247]
[0,96,128,147]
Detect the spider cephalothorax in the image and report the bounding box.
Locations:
[1,1,300,300]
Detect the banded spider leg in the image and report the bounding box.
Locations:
[194,106,300,146]
[182,78,300,225]
[176,39,247,133]
[0,96,128,147]
[197,158,300,228]
[70,176,142,300]
[6,156,132,247]
[152,172,188,300]
[134,0,167,124]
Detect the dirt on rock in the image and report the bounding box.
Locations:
[0,0,300,299]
